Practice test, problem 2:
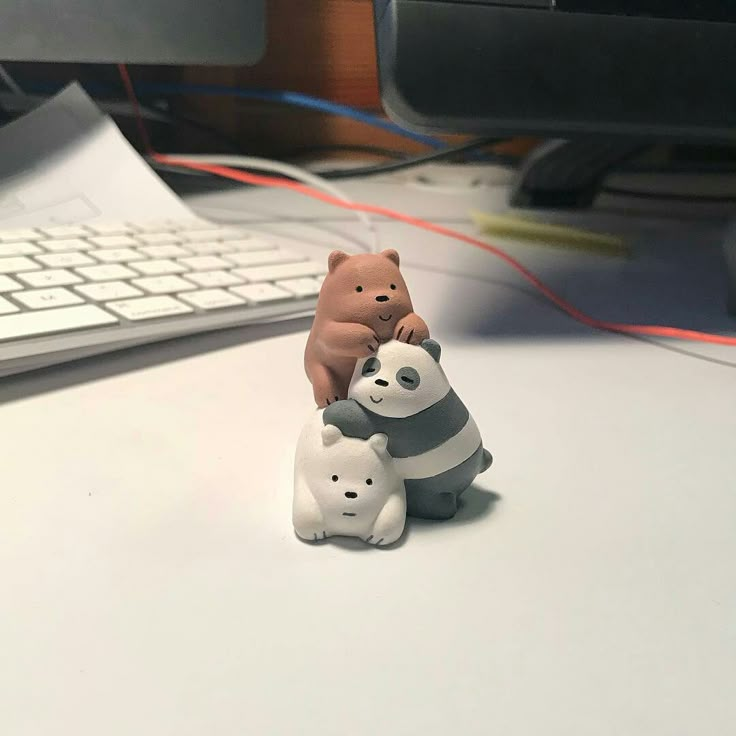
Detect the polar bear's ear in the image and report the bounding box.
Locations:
[421,339,441,363]
[321,424,343,446]
[328,250,349,272]
[368,433,389,455]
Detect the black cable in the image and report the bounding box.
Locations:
[317,137,518,180]
[282,144,409,161]
[600,185,736,204]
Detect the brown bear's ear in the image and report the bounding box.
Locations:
[380,249,400,266]
[328,250,350,273]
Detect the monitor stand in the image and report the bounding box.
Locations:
[509,138,646,209]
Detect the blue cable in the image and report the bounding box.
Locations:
[129,82,446,149]
[14,78,448,149]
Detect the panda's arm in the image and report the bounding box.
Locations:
[323,399,375,440]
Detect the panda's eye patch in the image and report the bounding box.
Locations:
[361,357,381,377]
[356,285,363,293]
[331,475,339,482]
[396,366,421,390]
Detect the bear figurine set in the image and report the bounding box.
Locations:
[293,249,492,546]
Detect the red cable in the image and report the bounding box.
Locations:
[116,65,736,348]
[154,154,736,348]
[117,64,154,156]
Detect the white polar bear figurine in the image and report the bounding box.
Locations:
[292,410,406,546]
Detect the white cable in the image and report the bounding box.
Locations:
[0,64,26,97]
[167,153,378,253]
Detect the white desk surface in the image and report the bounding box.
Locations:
[2,171,735,735]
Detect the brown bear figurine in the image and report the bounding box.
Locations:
[304,249,429,407]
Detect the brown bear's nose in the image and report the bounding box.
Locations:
[375,295,389,302]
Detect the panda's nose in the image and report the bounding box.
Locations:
[375,295,389,302]
[345,491,358,499]
[375,379,388,387]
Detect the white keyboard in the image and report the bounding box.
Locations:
[0,219,325,377]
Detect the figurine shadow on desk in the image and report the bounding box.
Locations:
[303,248,429,408]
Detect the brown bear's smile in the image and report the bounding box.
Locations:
[378,314,393,322]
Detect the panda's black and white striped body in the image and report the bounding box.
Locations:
[323,339,492,520]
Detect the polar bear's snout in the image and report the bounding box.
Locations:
[344,491,358,499]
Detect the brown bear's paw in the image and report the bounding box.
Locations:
[394,313,430,345]
[310,366,348,408]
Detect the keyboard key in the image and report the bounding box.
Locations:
[177,255,230,271]
[88,235,139,248]
[136,232,181,245]
[106,296,193,321]
[13,287,84,310]
[76,264,138,282]
[75,281,143,302]
[36,252,96,268]
[17,269,83,287]
[0,242,42,256]
[87,222,134,236]
[0,256,41,274]
[183,270,243,288]
[90,248,142,263]
[38,238,91,252]
[230,283,292,304]
[224,249,304,268]
[180,228,245,242]
[229,237,277,252]
[138,244,191,259]
[132,276,196,295]
[184,241,239,255]
[0,275,21,292]
[179,289,245,311]
[0,295,19,314]
[233,261,326,283]
[130,259,186,276]
[275,277,323,297]
[40,224,91,238]
[0,228,41,242]
[0,304,117,342]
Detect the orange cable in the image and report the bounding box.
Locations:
[117,64,736,348]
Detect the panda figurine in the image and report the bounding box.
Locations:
[323,339,493,520]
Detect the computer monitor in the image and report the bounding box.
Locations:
[374,1,736,141]
[373,1,736,207]
[0,1,265,65]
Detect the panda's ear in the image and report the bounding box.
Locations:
[368,433,389,455]
[380,248,400,266]
[321,424,343,446]
[421,339,441,363]
[328,250,350,273]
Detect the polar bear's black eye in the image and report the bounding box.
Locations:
[356,285,363,292]
[331,475,339,482]
[366,478,373,485]
[396,367,421,390]
[362,357,381,376]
